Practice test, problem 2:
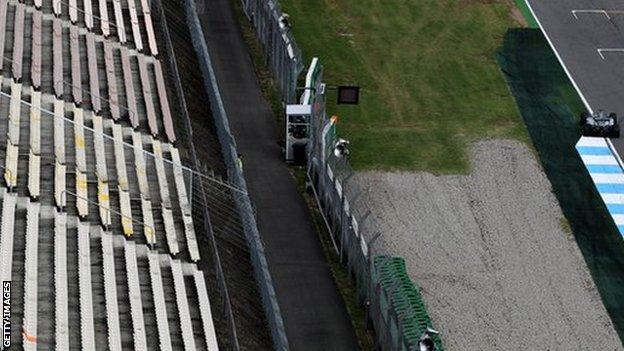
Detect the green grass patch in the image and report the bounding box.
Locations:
[513,0,539,28]
[281,0,528,172]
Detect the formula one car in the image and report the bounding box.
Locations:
[580,110,620,138]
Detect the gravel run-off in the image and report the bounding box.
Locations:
[355,139,622,350]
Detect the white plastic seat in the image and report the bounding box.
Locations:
[84,0,94,29]
[8,82,22,145]
[120,48,138,127]
[28,90,40,198]
[74,108,88,217]
[128,0,143,52]
[141,0,158,56]
[31,12,42,89]
[93,116,111,225]
[99,0,110,36]
[4,142,18,188]
[113,124,133,235]
[53,18,63,98]
[69,0,78,23]
[86,33,101,113]
[137,55,158,135]
[170,148,199,261]
[112,0,126,43]
[55,161,66,208]
[104,42,120,120]
[28,151,40,199]
[0,0,9,73]
[154,61,175,142]
[12,3,24,81]
[70,26,82,104]
[53,0,61,15]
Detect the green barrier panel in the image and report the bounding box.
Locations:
[373,254,444,350]
[497,28,624,343]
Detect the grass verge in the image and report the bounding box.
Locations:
[279,0,528,172]
[513,0,539,28]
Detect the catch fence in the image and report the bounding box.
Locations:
[240,0,304,104]
[241,1,444,349]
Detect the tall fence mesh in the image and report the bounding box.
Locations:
[236,0,444,347]
[183,0,290,349]
[239,0,304,104]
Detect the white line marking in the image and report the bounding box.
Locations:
[525,0,593,112]
[605,138,624,170]
[601,193,624,203]
[597,48,624,60]
[580,155,619,165]
[590,173,624,183]
[572,9,611,20]
[611,214,624,224]
[577,136,608,147]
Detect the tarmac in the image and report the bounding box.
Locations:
[525,0,624,156]
[194,0,359,349]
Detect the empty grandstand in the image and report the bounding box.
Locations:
[0,0,272,349]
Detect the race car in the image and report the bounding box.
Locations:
[580,110,620,138]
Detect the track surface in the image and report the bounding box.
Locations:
[195,0,359,350]
[526,0,624,156]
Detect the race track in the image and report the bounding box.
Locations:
[526,0,624,155]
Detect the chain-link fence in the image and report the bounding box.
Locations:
[193,0,441,348]
[239,0,304,104]
[151,1,243,348]
[302,59,442,349]
[308,105,444,351]
[183,0,290,349]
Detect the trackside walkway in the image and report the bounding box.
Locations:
[195,0,359,350]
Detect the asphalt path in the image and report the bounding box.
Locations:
[526,0,624,156]
[194,0,359,349]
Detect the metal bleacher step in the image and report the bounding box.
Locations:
[0,190,17,283]
[77,221,96,350]
[148,251,173,351]
[54,210,69,350]
[170,258,197,351]
[22,201,39,351]
[124,240,148,351]
[101,230,123,350]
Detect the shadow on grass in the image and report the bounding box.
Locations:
[498,28,624,342]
